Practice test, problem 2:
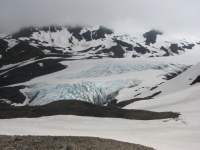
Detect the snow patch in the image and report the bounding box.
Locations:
[42,49,51,54]
[38,63,43,67]
[4,39,18,49]
[18,37,30,41]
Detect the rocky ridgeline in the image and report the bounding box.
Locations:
[0,26,197,67]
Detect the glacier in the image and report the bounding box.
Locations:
[28,79,141,106]
[58,60,190,79]
[26,60,191,106]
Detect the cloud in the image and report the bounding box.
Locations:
[0,0,199,38]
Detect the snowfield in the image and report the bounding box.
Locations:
[0,83,200,150]
[0,48,200,150]
[0,26,200,150]
[57,60,189,79]
[0,62,200,150]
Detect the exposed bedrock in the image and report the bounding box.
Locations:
[96,44,125,58]
[81,26,113,41]
[0,59,66,87]
[134,43,150,54]
[169,43,184,54]
[182,43,195,49]
[68,26,83,41]
[190,75,200,85]
[0,41,44,67]
[143,30,163,45]
[0,86,26,104]
[82,30,92,41]
[114,39,133,50]
[0,39,8,54]
[92,26,113,40]
[160,46,170,56]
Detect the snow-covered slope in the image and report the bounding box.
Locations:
[0,25,200,150]
[0,82,200,150]
[0,26,199,69]
[1,55,200,150]
[0,24,199,104]
[127,62,200,99]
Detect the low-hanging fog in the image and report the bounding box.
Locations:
[0,0,199,38]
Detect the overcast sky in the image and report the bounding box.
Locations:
[0,0,199,38]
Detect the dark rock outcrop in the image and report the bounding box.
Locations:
[68,26,83,41]
[143,30,162,45]
[38,46,71,55]
[11,26,113,42]
[134,43,150,54]
[92,26,113,40]
[190,75,200,85]
[81,30,92,41]
[96,44,125,58]
[0,59,66,87]
[81,26,113,41]
[182,43,195,49]
[170,43,184,54]
[160,46,170,56]
[110,91,162,108]
[114,39,133,50]
[79,45,102,53]
[163,71,184,80]
[150,86,158,90]
[0,41,44,67]
[0,39,8,54]
[0,86,26,104]
[68,37,74,45]
[132,54,139,58]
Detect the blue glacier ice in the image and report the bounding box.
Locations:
[28,79,141,106]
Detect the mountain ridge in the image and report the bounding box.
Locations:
[0,25,198,68]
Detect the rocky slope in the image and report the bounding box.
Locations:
[0,135,154,150]
[0,25,198,68]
